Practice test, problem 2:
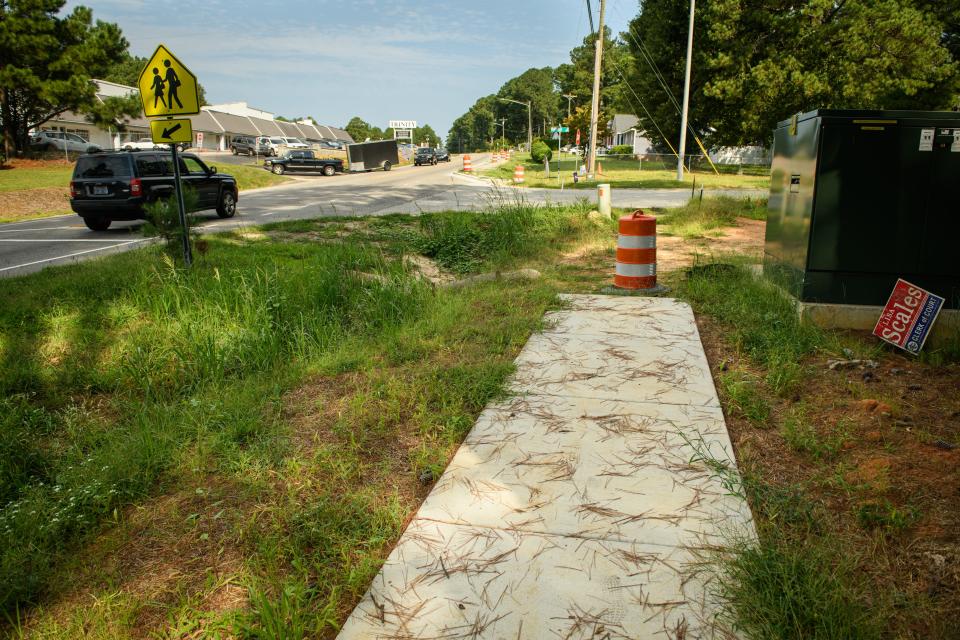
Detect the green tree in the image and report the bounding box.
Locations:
[564,104,609,142]
[497,67,558,143]
[0,1,128,156]
[413,124,439,147]
[82,93,142,138]
[623,0,959,150]
[555,26,633,118]
[700,0,957,145]
[344,116,371,142]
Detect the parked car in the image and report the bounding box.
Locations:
[69,150,238,231]
[435,148,451,162]
[263,150,343,176]
[414,147,438,166]
[281,137,310,149]
[122,139,189,153]
[30,131,100,153]
[230,135,265,156]
[258,137,286,156]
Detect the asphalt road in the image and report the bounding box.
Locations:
[0,154,765,278]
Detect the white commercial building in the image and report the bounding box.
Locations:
[37,81,353,152]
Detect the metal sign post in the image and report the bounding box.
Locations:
[138,43,201,267]
[170,142,192,267]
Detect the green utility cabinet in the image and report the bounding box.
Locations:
[764,109,960,309]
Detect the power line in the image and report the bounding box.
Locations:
[609,58,678,157]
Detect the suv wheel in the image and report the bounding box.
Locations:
[272,164,285,175]
[217,190,237,218]
[322,165,336,177]
[83,216,111,231]
[231,146,238,155]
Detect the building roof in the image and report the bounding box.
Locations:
[204,110,259,136]
[276,120,305,138]
[249,116,284,137]
[610,114,640,134]
[190,110,225,133]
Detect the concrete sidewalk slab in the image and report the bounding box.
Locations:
[337,294,753,639]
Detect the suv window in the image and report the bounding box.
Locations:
[75,156,132,178]
[135,154,168,177]
[180,157,207,174]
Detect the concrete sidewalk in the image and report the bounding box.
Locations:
[338,295,754,639]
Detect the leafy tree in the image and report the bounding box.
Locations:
[700,0,957,144]
[413,124,440,147]
[564,104,609,143]
[368,126,384,140]
[344,116,371,142]
[0,1,128,156]
[497,67,559,143]
[623,0,959,150]
[555,26,633,117]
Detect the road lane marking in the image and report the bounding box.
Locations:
[0,238,141,243]
[0,239,149,273]
[0,226,82,234]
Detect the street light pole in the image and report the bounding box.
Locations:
[587,0,606,176]
[562,93,576,120]
[677,0,695,181]
[499,98,532,152]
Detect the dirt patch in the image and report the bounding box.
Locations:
[0,186,70,221]
[404,254,455,285]
[1,158,73,170]
[658,217,765,273]
[695,314,960,636]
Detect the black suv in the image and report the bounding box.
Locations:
[435,148,451,162]
[414,147,437,166]
[70,151,239,231]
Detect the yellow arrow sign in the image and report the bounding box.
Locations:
[138,44,200,118]
[150,118,193,145]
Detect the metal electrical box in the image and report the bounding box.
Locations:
[764,109,960,309]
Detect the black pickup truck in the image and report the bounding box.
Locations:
[263,150,343,176]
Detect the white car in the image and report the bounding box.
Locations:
[31,131,99,153]
[282,137,310,149]
[121,139,160,151]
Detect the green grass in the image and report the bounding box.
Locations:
[0,200,606,636]
[213,163,291,190]
[0,165,73,192]
[481,153,771,190]
[657,195,768,239]
[670,261,960,638]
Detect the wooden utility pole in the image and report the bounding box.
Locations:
[587,0,606,176]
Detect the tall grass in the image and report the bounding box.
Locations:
[657,196,767,239]
[416,199,606,273]
[0,239,430,611]
[0,199,593,621]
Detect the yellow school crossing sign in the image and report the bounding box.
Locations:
[137,44,200,117]
[149,118,193,145]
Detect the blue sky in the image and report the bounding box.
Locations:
[70,0,635,137]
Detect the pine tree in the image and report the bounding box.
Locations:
[0,1,128,156]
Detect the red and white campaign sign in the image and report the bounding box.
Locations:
[873,279,945,355]
[575,129,581,146]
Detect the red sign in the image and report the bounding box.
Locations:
[873,279,945,354]
[575,129,581,146]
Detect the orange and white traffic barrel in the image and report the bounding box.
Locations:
[513,165,525,184]
[463,154,473,172]
[614,210,657,290]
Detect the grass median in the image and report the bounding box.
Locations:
[481,153,770,190]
